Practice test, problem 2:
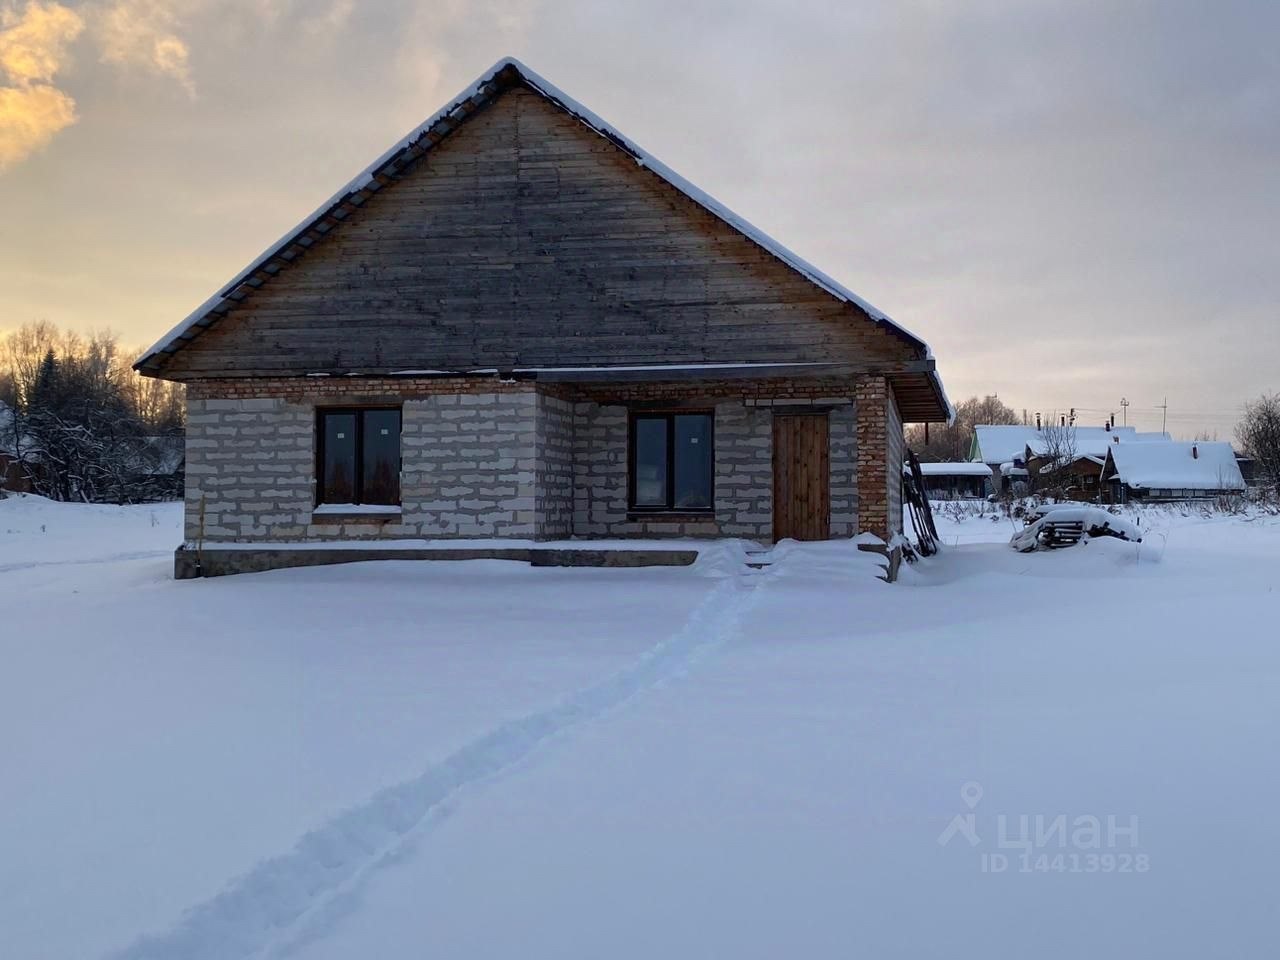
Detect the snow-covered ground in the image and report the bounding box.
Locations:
[2,493,1278,959]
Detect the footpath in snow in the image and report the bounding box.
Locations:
[106,544,811,960]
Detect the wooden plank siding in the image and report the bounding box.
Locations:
[772,413,831,541]
[154,86,920,383]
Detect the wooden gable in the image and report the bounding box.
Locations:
[148,84,925,378]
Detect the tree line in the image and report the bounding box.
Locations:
[0,321,185,503]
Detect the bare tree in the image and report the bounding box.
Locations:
[120,361,185,433]
[1038,422,1078,490]
[2,320,59,407]
[906,394,1021,462]
[1,323,185,502]
[1237,393,1280,487]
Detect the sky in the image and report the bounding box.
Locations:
[1,0,1276,439]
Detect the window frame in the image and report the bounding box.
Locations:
[627,409,715,514]
[315,406,403,507]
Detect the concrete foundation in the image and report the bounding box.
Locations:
[175,544,699,579]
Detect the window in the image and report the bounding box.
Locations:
[629,412,714,512]
[317,408,401,505]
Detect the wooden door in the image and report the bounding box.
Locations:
[772,413,831,541]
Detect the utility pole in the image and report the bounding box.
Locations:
[1120,397,1129,426]
[1160,397,1168,435]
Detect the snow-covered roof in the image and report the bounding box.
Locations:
[972,425,1172,465]
[972,426,1044,464]
[1029,426,1136,459]
[917,462,993,477]
[135,57,950,419]
[1104,441,1245,491]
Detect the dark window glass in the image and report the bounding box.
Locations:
[321,412,357,504]
[630,412,713,511]
[674,414,713,509]
[318,408,401,505]
[633,417,668,507]
[362,410,401,505]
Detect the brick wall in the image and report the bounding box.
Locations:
[534,391,575,538]
[885,383,905,537]
[400,392,537,538]
[855,375,890,541]
[853,375,905,541]
[713,402,774,539]
[188,377,528,403]
[183,377,885,544]
[830,403,859,537]
[185,387,541,542]
[571,399,777,539]
[184,396,315,541]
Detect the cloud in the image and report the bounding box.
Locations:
[0,0,81,84]
[0,80,75,167]
[0,1,84,171]
[94,0,193,95]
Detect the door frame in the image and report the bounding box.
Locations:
[771,409,832,542]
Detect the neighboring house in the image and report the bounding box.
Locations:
[1027,453,1108,500]
[0,451,32,494]
[998,460,1030,495]
[1022,428,1169,500]
[126,436,186,501]
[134,58,950,576]
[1101,441,1246,502]
[0,401,33,494]
[969,424,1170,496]
[913,462,992,500]
[969,424,1086,491]
[1234,452,1260,487]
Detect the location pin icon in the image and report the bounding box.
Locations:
[960,781,983,809]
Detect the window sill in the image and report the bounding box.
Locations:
[312,504,402,524]
[626,511,717,523]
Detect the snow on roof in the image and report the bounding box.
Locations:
[972,425,1171,464]
[1029,426,1138,458]
[1104,441,1245,490]
[917,462,994,477]
[972,426,1049,464]
[136,57,950,419]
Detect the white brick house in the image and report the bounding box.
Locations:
[137,59,950,576]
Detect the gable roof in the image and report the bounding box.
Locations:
[971,424,1173,464]
[1103,441,1245,490]
[918,461,994,477]
[1027,427,1166,459]
[968,425,1089,463]
[134,57,950,420]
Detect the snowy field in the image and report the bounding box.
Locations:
[2,493,1278,959]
